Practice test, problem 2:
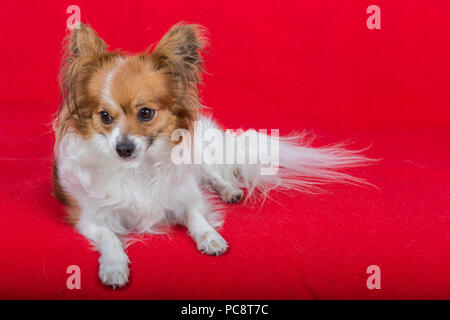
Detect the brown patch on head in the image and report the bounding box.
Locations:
[55,22,206,142]
[86,55,186,140]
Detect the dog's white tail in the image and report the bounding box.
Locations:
[195,117,376,201]
[235,130,376,200]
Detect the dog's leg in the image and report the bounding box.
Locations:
[77,218,129,288]
[204,167,243,203]
[176,175,228,255]
[185,209,228,255]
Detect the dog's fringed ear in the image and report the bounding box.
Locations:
[150,23,207,92]
[58,23,109,132]
[69,23,107,58]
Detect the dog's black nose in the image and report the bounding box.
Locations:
[116,141,135,158]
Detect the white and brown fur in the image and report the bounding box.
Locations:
[53,22,373,288]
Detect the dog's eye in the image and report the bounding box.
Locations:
[99,111,113,124]
[137,107,155,122]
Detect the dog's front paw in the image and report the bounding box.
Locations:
[221,187,244,204]
[197,231,228,256]
[99,254,130,288]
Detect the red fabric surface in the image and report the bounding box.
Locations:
[0,0,448,299]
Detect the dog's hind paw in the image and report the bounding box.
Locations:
[221,187,244,204]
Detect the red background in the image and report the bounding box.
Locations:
[0,0,448,299]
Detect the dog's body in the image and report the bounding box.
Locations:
[53,23,372,287]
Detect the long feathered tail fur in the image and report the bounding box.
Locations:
[216,128,376,201]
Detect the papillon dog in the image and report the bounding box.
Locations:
[53,22,373,288]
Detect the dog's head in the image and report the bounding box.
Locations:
[57,22,205,161]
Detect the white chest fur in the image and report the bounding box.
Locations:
[56,131,196,234]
